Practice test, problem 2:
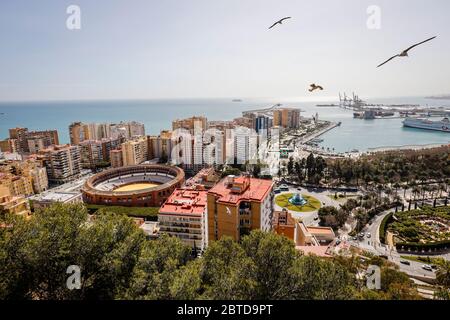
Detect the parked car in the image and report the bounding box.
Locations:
[335,239,342,245]
[422,265,433,272]
[274,189,281,194]
[400,260,411,265]
[366,233,371,239]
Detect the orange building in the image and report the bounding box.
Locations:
[273,209,336,257]
[207,175,274,242]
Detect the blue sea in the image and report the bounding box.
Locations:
[0,97,449,153]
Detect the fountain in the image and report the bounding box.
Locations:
[289,193,308,206]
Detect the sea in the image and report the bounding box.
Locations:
[0,97,449,153]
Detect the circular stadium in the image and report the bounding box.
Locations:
[82,164,185,207]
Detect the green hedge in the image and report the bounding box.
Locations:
[396,240,450,252]
[379,212,394,245]
[86,204,159,221]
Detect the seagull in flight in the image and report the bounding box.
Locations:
[269,17,291,29]
[377,36,437,68]
[309,83,324,92]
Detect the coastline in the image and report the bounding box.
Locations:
[367,143,450,153]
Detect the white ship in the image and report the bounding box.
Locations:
[403,117,450,132]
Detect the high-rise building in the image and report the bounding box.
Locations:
[233,127,258,165]
[69,122,84,145]
[207,175,274,242]
[79,137,123,169]
[148,131,173,161]
[272,108,300,129]
[38,145,81,184]
[69,121,145,145]
[121,136,148,166]
[9,127,59,154]
[172,116,207,133]
[110,149,124,168]
[158,188,209,251]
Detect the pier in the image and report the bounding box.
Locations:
[300,121,340,144]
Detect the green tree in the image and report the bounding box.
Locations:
[199,237,255,300]
[0,204,146,300]
[123,234,193,300]
[241,231,301,299]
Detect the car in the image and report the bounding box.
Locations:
[400,260,411,265]
[335,239,342,245]
[352,236,358,241]
[422,265,433,272]
[274,189,281,194]
[366,233,371,238]
[314,217,319,221]
[431,265,438,270]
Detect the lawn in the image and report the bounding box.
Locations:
[86,204,159,220]
[275,193,322,212]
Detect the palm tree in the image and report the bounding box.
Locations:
[412,186,420,201]
[402,184,409,201]
[436,260,450,288]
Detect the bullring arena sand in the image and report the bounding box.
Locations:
[114,182,160,192]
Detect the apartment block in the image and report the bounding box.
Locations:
[9,127,59,154]
[121,136,148,166]
[38,145,82,184]
[79,137,123,169]
[159,188,208,251]
[207,175,274,242]
[0,186,31,216]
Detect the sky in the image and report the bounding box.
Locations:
[0,0,449,101]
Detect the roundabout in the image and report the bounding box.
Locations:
[275,192,322,213]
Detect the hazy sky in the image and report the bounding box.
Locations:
[0,0,449,101]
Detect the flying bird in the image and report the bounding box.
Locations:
[269,17,291,29]
[309,84,323,92]
[377,36,437,68]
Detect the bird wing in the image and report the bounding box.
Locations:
[404,36,437,53]
[268,21,279,29]
[280,17,292,22]
[377,55,400,68]
[317,86,323,90]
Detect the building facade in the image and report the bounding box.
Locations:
[207,175,274,242]
[158,188,208,251]
[9,127,59,154]
[38,145,82,184]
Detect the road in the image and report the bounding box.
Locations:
[346,209,438,281]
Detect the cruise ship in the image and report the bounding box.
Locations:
[403,117,450,132]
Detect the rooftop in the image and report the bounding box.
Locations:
[159,188,208,216]
[296,246,332,258]
[208,176,273,205]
